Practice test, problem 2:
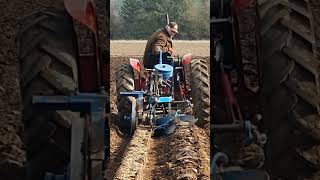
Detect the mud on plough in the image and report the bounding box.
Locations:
[116,51,210,137]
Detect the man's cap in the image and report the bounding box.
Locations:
[169,22,178,34]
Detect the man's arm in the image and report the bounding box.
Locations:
[151,34,169,55]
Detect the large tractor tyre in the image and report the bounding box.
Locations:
[116,64,135,135]
[258,0,320,179]
[17,8,78,180]
[190,59,210,127]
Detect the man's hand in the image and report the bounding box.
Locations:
[156,47,163,54]
[168,48,173,55]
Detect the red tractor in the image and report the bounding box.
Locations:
[17,0,109,179]
[115,15,210,137]
[212,0,320,179]
[211,0,268,179]
[115,51,210,136]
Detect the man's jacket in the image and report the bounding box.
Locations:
[143,28,172,67]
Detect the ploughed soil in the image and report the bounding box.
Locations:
[107,41,210,179]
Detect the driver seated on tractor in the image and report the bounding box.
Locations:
[143,22,178,69]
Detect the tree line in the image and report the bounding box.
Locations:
[110,0,210,40]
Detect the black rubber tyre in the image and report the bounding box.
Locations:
[17,8,78,180]
[258,0,320,179]
[190,59,210,127]
[116,64,135,135]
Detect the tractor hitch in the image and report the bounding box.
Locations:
[32,93,108,180]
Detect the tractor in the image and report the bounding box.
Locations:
[212,0,320,179]
[211,0,269,179]
[17,0,109,180]
[116,46,210,136]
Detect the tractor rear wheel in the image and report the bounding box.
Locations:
[116,64,135,135]
[190,59,210,127]
[17,8,78,180]
[257,0,320,178]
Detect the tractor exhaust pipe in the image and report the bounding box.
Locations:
[166,14,169,24]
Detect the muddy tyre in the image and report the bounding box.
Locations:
[190,59,210,127]
[116,64,135,135]
[258,0,320,178]
[17,8,78,180]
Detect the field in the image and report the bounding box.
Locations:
[106,40,210,179]
[110,40,210,57]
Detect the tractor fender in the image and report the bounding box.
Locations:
[182,53,192,65]
[64,0,97,33]
[129,58,141,73]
